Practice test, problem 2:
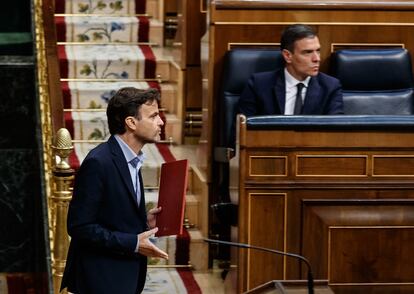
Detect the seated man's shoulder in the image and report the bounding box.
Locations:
[316,72,341,85]
[251,69,281,84]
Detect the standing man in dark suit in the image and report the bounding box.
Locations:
[239,24,344,116]
[61,87,169,294]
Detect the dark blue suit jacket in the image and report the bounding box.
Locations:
[61,136,148,294]
[239,68,344,115]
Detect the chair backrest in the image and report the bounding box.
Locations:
[330,48,414,114]
[218,48,284,149]
[212,49,284,227]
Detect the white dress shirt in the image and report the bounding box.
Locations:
[284,68,311,115]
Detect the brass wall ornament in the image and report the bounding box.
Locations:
[51,128,74,294]
[52,128,74,171]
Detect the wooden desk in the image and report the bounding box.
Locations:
[231,115,414,294]
[205,0,414,202]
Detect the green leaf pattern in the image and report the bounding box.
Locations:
[88,117,109,140]
[76,21,126,43]
[77,1,123,14]
[88,100,102,109]
[79,59,130,79]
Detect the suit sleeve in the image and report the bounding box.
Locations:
[326,80,344,115]
[239,75,258,116]
[67,156,137,253]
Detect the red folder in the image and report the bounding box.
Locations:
[155,159,188,237]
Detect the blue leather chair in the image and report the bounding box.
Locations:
[330,48,414,114]
[212,48,284,242]
[216,48,284,157]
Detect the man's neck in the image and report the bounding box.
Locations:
[284,67,311,85]
[285,67,309,82]
[118,133,143,155]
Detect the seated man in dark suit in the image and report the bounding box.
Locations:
[239,24,344,116]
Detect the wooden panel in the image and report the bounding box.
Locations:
[302,201,414,284]
[247,193,286,289]
[174,0,206,118]
[186,67,202,109]
[329,227,414,284]
[249,156,287,177]
[373,156,414,176]
[164,0,178,14]
[185,0,206,66]
[296,155,367,177]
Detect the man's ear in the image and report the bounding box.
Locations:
[282,49,292,64]
[125,116,136,130]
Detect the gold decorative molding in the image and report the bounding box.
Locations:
[34,1,75,292]
[34,0,55,270]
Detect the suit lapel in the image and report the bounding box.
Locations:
[138,171,148,225]
[108,136,141,211]
[272,70,286,114]
[303,77,322,114]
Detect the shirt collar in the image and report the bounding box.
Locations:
[114,135,145,164]
[284,68,311,89]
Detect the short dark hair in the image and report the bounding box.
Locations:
[107,87,161,135]
[280,24,317,52]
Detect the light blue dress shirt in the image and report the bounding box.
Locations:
[114,135,145,252]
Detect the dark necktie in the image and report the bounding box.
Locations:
[294,83,305,115]
[130,157,140,205]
